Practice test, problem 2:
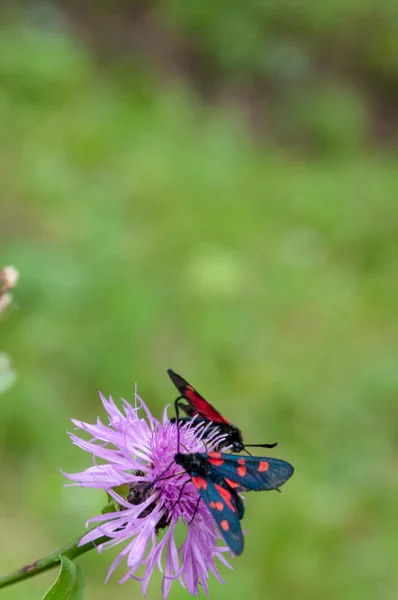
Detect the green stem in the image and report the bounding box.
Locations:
[0,533,109,590]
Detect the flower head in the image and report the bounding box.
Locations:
[64,390,237,598]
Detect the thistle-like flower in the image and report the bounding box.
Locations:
[64,391,237,598]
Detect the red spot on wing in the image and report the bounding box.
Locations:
[208,452,222,459]
[208,452,224,467]
[237,465,247,477]
[210,501,224,511]
[209,459,224,467]
[258,460,269,472]
[214,483,236,513]
[224,478,239,489]
[237,458,246,465]
[192,476,208,490]
[220,520,229,531]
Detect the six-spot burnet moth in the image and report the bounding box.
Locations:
[173,451,294,555]
[145,371,294,556]
[167,369,277,453]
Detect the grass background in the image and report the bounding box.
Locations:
[1,5,398,600]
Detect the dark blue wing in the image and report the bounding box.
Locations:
[191,475,244,555]
[205,453,294,491]
[233,486,245,520]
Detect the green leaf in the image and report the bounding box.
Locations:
[42,555,85,600]
[101,500,118,515]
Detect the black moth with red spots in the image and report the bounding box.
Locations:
[168,369,278,453]
[174,451,294,555]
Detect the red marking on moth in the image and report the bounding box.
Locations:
[208,452,222,459]
[220,520,229,531]
[208,454,224,467]
[185,389,231,425]
[168,369,231,425]
[192,476,208,490]
[258,460,269,472]
[210,501,224,511]
[237,458,246,465]
[224,478,239,489]
[215,484,236,513]
[237,465,247,477]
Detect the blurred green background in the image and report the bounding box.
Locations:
[1,2,398,599]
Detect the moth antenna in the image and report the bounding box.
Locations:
[188,496,202,524]
[174,397,184,452]
[143,460,176,494]
[169,479,190,514]
[244,442,278,449]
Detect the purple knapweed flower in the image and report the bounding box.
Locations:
[64,389,239,598]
